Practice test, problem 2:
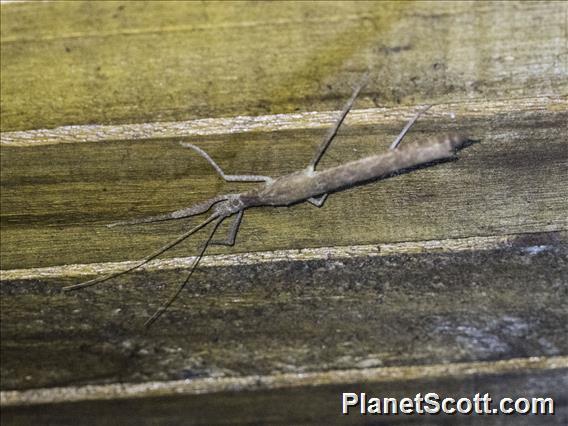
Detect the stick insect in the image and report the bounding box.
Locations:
[63,78,472,328]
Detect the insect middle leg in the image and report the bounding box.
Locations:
[212,210,244,246]
[180,142,272,183]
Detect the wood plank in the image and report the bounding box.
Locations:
[1,1,567,418]
[1,2,566,132]
[2,356,566,406]
[1,97,566,269]
[1,237,566,390]
[2,2,566,270]
[3,366,566,424]
[2,368,566,424]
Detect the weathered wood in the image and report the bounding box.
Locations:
[1,1,567,422]
[2,368,567,424]
[1,2,566,132]
[1,96,566,269]
[3,356,565,407]
[2,1,567,271]
[1,238,567,389]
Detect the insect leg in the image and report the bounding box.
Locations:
[389,104,433,150]
[181,142,272,183]
[62,213,220,291]
[212,209,243,246]
[308,73,369,171]
[107,194,231,227]
[307,194,328,207]
[144,216,225,328]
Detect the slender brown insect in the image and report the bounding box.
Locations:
[63,77,472,327]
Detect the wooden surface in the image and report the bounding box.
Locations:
[1,1,567,424]
[3,367,567,425]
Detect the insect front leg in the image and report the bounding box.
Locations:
[107,194,231,227]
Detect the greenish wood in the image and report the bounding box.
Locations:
[0,1,407,131]
[1,2,566,131]
[1,1,567,270]
[1,103,567,270]
[1,1,567,418]
[1,241,567,390]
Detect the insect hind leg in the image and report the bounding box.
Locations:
[308,73,369,172]
[308,194,328,207]
[389,104,433,150]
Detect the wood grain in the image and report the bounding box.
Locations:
[1,1,567,419]
[1,2,566,132]
[1,95,566,270]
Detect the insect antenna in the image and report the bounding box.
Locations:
[143,215,225,328]
[62,213,220,291]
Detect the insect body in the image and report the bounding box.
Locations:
[64,79,471,327]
